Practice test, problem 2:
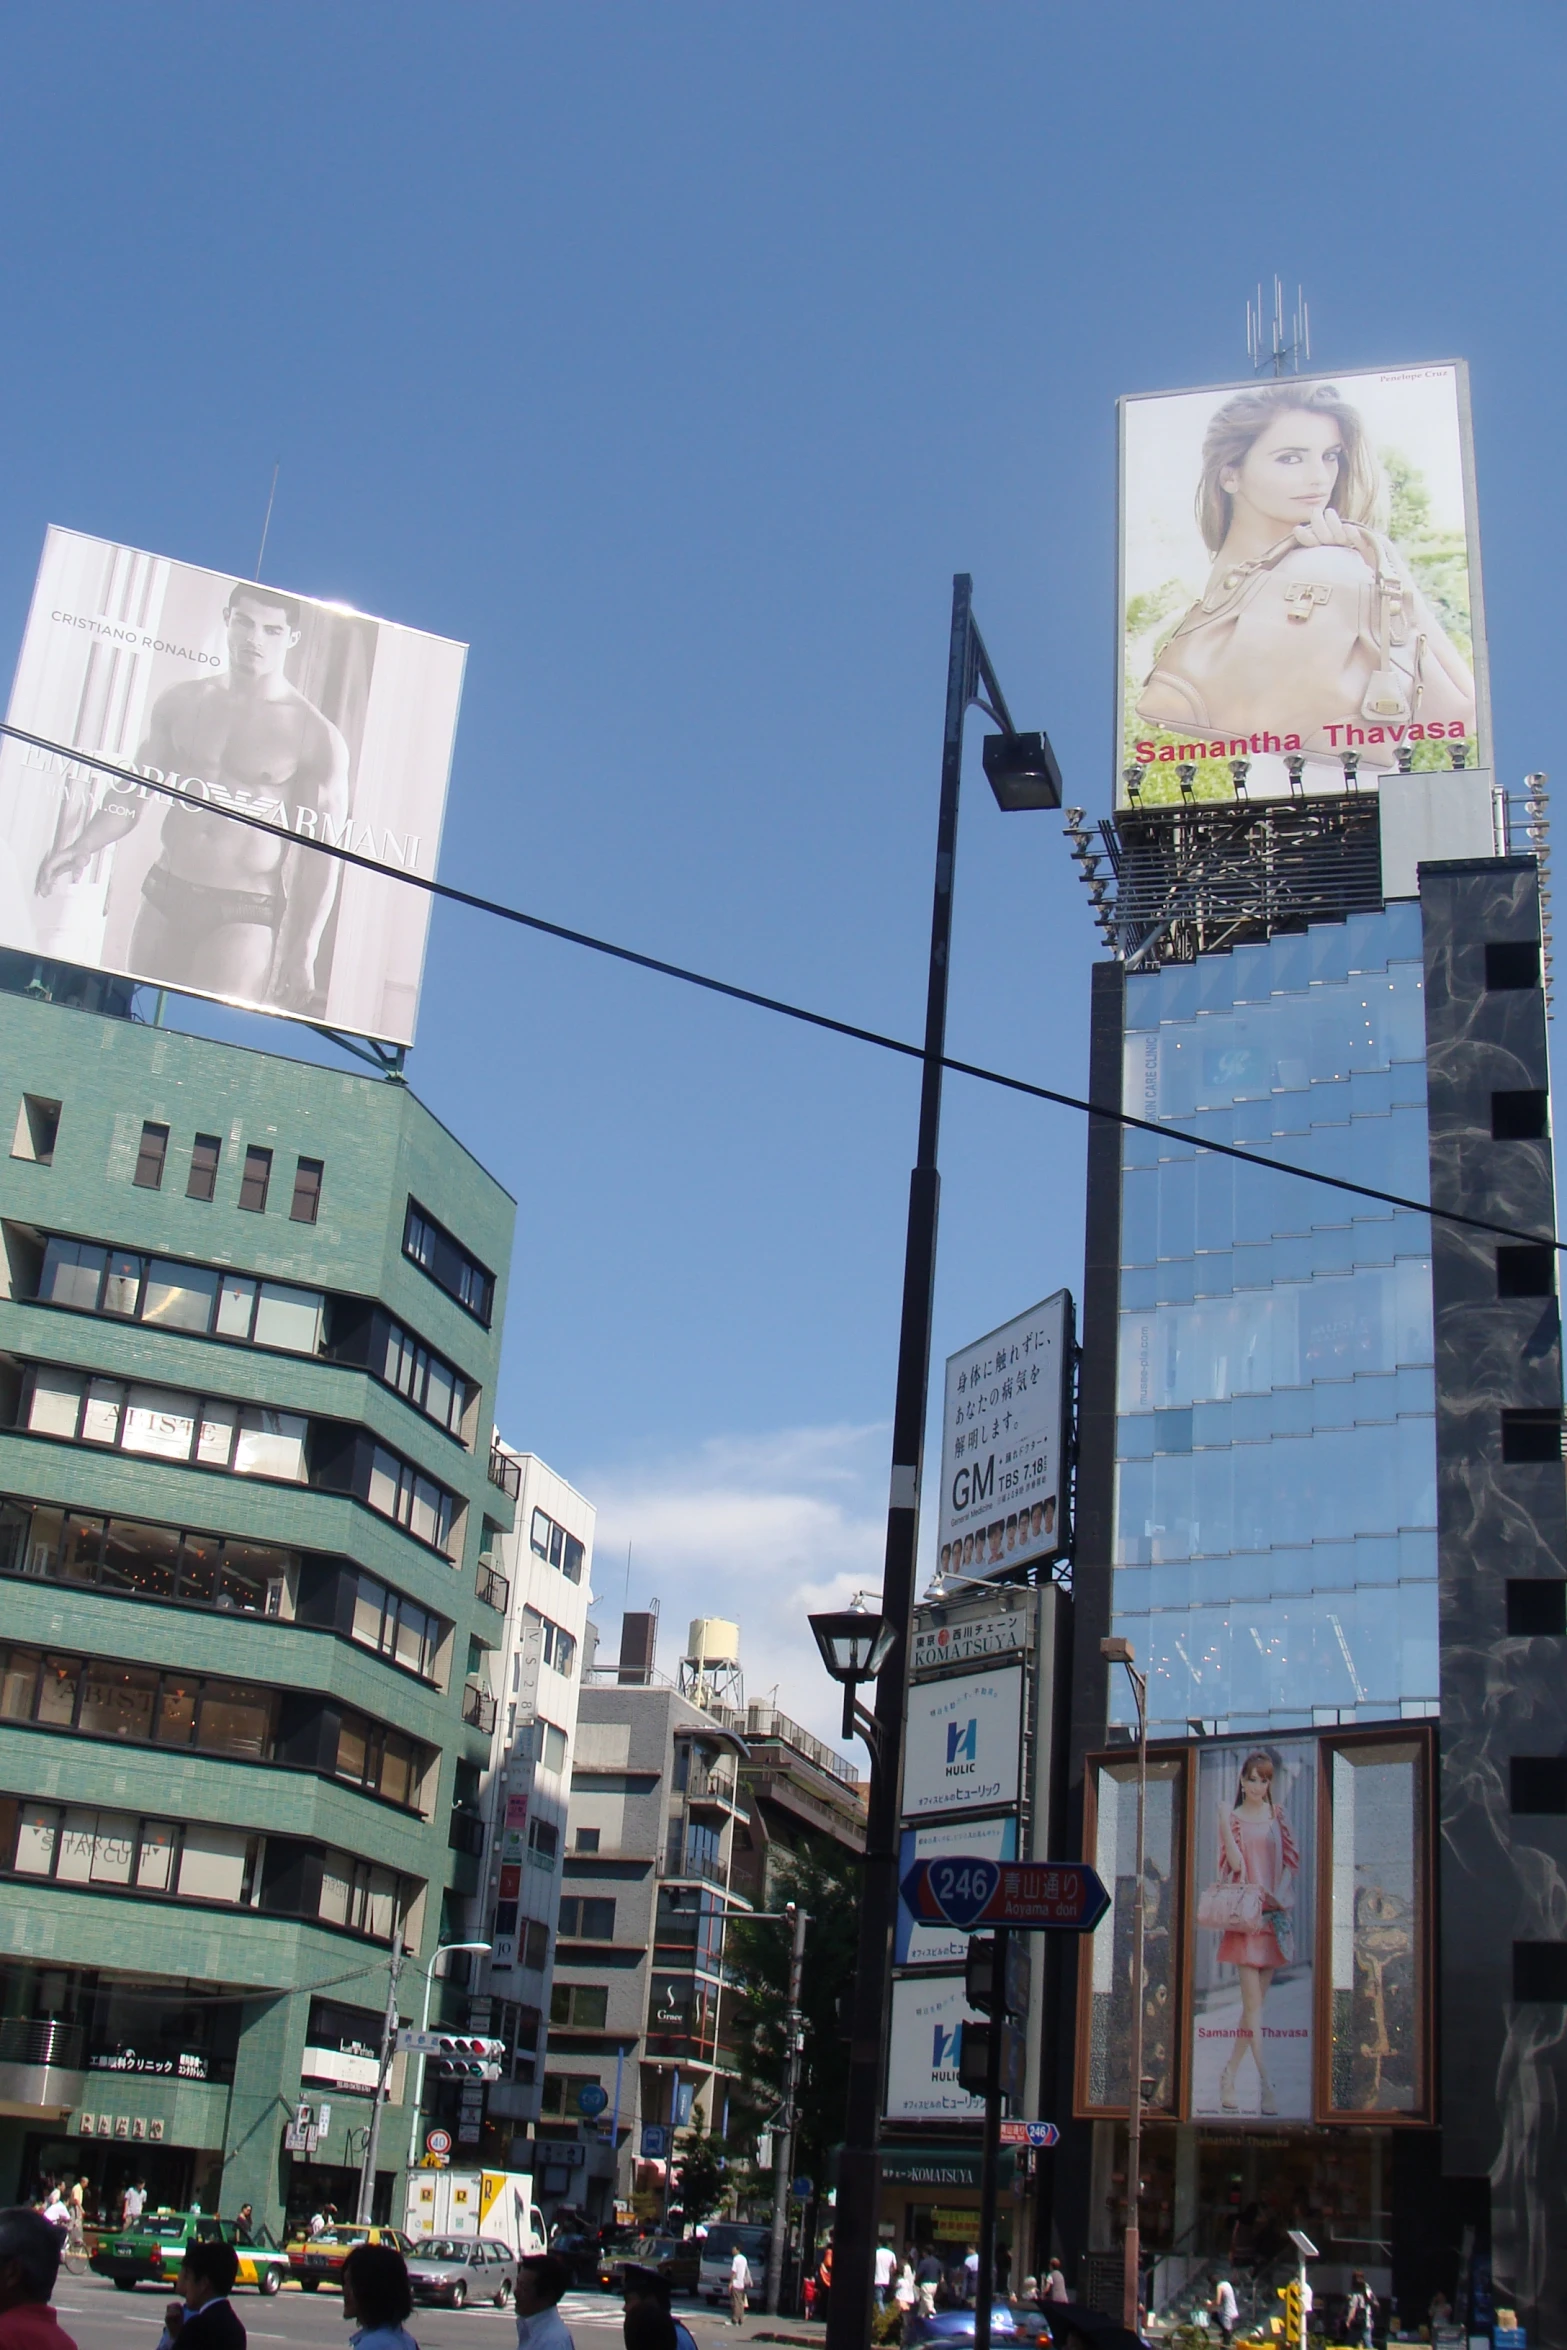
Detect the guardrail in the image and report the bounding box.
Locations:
[461,1682,498,1733]
[488,1449,522,1500]
[476,1559,510,1613]
[0,2017,84,2069]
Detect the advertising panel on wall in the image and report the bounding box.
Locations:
[885,1975,986,2122]
[1118,363,1488,807]
[936,1292,1072,1580]
[896,1814,1020,1968]
[0,528,466,1045]
[901,1665,1024,1819]
[1190,1734,1317,2122]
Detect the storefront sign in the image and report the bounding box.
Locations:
[78,2113,164,2139]
[901,1666,1023,1818]
[90,2048,208,2078]
[912,1605,1031,1675]
[875,2144,1015,2188]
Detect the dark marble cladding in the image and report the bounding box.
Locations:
[1423,857,1567,2345]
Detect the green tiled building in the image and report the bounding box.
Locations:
[0,975,516,2236]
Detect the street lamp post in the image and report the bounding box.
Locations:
[815,576,1060,2350]
[404,1942,493,2171]
[1101,1636,1148,2333]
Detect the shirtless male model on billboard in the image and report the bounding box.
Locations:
[34,581,349,1012]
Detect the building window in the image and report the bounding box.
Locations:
[333,1712,426,1811]
[0,1498,293,1618]
[1492,1090,1549,1141]
[36,1235,324,1355]
[529,1509,585,1583]
[0,1643,276,1760]
[381,1320,472,1441]
[366,1445,457,1555]
[540,2073,599,2116]
[186,1135,222,1202]
[540,1722,568,1774]
[524,1607,576,1678]
[403,1201,495,1326]
[1514,1943,1567,2003]
[350,1572,441,1681]
[0,1797,258,1907]
[238,1147,273,1213]
[290,1157,324,1224]
[1499,1244,1556,1298]
[1485,941,1541,990]
[522,1920,549,1972]
[1502,1409,1563,1464]
[12,1097,60,1166]
[1511,1757,1567,1814]
[133,1123,169,1190]
[549,1983,607,2029]
[558,1896,616,1939]
[573,1827,600,1854]
[1507,1580,1567,1636]
[24,1364,308,1483]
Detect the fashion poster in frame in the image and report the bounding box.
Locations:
[1190,1733,1317,2121]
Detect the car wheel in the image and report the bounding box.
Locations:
[300,2278,321,2292]
[448,2282,467,2310]
[259,2270,283,2297]
[495,2282,513,2308]
[113,2280,138,2293]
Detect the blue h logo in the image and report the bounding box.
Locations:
[946,1718,977,1765]
[932,2024,961,2071]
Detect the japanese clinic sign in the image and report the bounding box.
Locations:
[937,1291,1071,1580]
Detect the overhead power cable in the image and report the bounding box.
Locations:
[3,719,1560,1255]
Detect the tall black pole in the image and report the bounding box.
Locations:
[975,1926,1008,2350]
[826,576,979,2350]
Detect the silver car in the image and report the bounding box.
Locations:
[406,2236,518,2309]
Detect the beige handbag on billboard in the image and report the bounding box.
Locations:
[1137,526,1474,750]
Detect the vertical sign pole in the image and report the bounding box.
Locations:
[1124,1673,1148,2332]
[976,1925,1007,2350]
[767,1903,809,2314]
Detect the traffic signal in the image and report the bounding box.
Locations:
[432,2034,507,2081]
[965,1937,1031,2020]
[957,2019,1027,2104]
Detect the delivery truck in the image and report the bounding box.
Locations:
[403,2170,548,2259]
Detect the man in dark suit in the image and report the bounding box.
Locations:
[164,2239,246,2350]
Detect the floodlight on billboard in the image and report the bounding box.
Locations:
[0,529,466,1046]
[936,1290,1072,1582]
[1117,363,1489,807]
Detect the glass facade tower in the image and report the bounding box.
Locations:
[1109,901,1440,1733]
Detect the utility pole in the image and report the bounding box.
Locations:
[357,1923,404,2224]
[766,1903,809,2315]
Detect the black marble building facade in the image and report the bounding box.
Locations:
[1422,856,1567,2344]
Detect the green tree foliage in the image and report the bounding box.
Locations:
[1380,446,1473,662]
[671,2121,728,2228]
[726,1840,862,2183]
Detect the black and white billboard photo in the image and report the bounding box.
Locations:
[0,528,466,1045]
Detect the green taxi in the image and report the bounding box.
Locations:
[90,2210,289,2294]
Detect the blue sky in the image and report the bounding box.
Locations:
[1,5,1561,1739]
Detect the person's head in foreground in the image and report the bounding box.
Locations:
[624,2304,677,2350]
[517,2255,569,2318]
[340,2245,413,2337]
[0,2209,64,2313]
[177,2239,239,2309]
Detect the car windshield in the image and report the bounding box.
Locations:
[419,2243,470,2262]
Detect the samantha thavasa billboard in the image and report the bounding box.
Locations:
[1118,363,1489,807]
[0,530,466,1044]
[936,1291,1071,1581]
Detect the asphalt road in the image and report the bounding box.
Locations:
[50,2280,797,2350]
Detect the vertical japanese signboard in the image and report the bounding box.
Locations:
[937,1292,1072,1581]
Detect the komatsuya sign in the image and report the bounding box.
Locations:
[936,1293,1071,1582]
[902,1856,1110,1933]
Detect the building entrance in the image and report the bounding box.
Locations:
[20,2132,197,2225]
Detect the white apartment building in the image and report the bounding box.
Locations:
[462,1443,595,2185]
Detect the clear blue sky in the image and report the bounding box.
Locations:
[2,5,1561,1738]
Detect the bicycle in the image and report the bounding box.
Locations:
[60,2222,90,2278]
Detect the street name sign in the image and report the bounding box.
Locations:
[899,1856,1110,1932]
[999,2121,1060,2148]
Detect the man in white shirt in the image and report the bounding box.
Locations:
[727,2248,751,2328]
[122,2182,146,2230]
[873,2245,897,2311]
[1045,2260,1070,2305]
[963,2248,980,2305]
[1213,2276,1239,2340]
[515,2255,576,2350]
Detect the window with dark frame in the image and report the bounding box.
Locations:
[1492,1091,1550,1141]
[1485,941,1542,991]
[290,1157,324,1224]
[1514,1943,1567,2003]
[238,1146,273,1213]
[402,1200,495,1326]
[1511,1756,1567,1814]
[186,1135,222,1202]
[1498,1245,1556,1298]
[1507,1580,1567,1636]
[133,1123,169,1190]
[1503,1409,1564,1464]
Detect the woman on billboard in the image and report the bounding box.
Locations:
[1137,380,1475,755]
[1203,1750,1299,2114]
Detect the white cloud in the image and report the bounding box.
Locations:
[581,1421,890,1751]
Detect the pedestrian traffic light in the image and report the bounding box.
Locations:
[956,2018,1027,2104]
[965,1936,1031,2020]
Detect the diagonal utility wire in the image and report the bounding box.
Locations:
[4,719,1561,1255]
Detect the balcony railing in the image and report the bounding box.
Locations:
[461,1681,498,1733]
[683,1759,741,1810]
[448,1807,487,1858]
[488,1448,522,1501]
[477,1558,510,1613]
[0,2017,84,2070]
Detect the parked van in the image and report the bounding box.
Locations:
[698,2223,771,2304]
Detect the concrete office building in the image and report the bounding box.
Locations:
[1057,777,1567,2340]
[459,1448,594,2192]
[544,1612,755,2222]
[0,972,516,2236]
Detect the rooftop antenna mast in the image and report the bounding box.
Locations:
[1247,277,1311,376]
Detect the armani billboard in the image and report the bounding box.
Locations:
[0,529,466,1045]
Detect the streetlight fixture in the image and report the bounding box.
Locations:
[819,576,1058,2350]
[1101,1635,1149,2333]
[808,1597,898,1746]
[403,1942,493,2171]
